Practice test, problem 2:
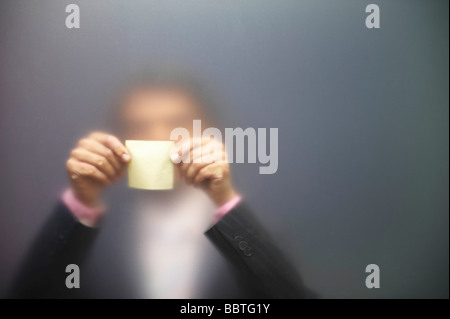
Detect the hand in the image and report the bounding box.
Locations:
[66,132,130,208]
[171,138,237,206]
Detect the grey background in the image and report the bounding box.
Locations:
[0,0,448,298]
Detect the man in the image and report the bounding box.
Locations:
[10,71,314,298]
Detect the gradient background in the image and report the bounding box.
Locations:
[0,0,448,298]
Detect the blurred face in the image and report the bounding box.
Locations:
[120,88,202,141]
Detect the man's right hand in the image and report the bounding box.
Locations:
[66,132,130,208]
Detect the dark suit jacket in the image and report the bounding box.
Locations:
[8,199,314,299]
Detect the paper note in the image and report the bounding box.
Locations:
[125,140,174,190]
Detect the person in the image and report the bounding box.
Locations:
[9,71,315,299]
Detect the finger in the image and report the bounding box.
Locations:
[193,163,224,185]
[175,138,210,163]
[185,162,210,184]
[178,142,226,174]
[78,138,123,171]
[178,151,208,173]
[67,159,111,185]
[181,145,226,179]
[174,138,225,164]
[197,143,227,164]
[179,161,191,176]
[89,132,130,162]
[70,148,117,180]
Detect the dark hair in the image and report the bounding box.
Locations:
[108,65,224,135]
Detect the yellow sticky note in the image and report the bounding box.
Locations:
[125,140,174,190]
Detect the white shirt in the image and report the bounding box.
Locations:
[133,185,216,298]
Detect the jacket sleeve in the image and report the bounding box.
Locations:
[205,201,316,299]
[8,201,99,299]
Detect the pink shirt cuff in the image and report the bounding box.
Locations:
[213,195,242,223]
[62,188,240,226]
[61,189,105,227]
